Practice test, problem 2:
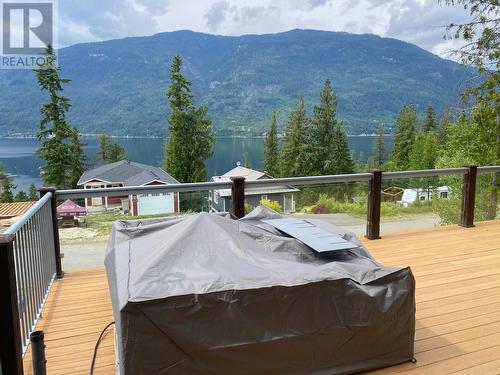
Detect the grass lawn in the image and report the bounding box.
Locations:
[86,211,178,236]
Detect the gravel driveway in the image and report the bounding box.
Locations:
[59,212,441,271]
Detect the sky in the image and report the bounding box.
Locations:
[57,0,471,59]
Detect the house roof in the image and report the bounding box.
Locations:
[211,166,299,197]
[77,160,179,187]
[0,201,36,219]
[221,166,270,180]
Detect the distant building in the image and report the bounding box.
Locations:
[0,201,36,227]
[209,166,299,213]
[77,160,180,216]
[400,186,449,206]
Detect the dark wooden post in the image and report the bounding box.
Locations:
[460,165,477,228]
[0,233,24,375]
[366,169,382,240]
[231,176,245,219]
[39,187,63,278]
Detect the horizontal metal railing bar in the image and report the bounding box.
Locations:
[53,165,500,199]
[56,181,233,199]
[245,173,373,187]
[4,192,52,235]
[477,166,500,174]
[381,167,470,180]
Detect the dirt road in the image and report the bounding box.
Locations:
[59,212,441,271]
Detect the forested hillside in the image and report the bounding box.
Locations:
[0,29,474,136]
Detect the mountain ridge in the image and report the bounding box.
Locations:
[0,29,473,136]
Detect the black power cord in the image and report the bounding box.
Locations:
[90,321,115,375]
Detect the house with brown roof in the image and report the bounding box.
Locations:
[0,201,36,227]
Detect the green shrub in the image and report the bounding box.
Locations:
[260,199,282,212]
[309,194,434,218]
[244,203,254,213]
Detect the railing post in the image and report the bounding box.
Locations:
[366,169,382,240]
[460,165,477,228]
[39,187,63,278]
[30,331,47,375]
[231,176,245,219]
[0,233,24,375]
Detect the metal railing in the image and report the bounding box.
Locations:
[0,191,59,375]
[4,192,57,353]
[55,164,500,237]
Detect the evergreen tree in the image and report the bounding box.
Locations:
[391,103,418,170]
[437,107,453,146]
[409,131,438,191]
[356,150,366,170]
[242,150,252,168]
[164,54,214,183]
[0,175,15,203]
[311,80,353,175]
[68,127,86,188]
[15,191,29,202]
[331,122,355,174]
[373,125,386,168]
[28,183,38,200]
[35,46,85,188]
[97,134,126,163]
[423,104,438,132]
[263,111,280,177]
[280,97,312,177]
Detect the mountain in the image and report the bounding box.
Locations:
[0,29,473,136]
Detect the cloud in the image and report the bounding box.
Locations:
[58,0,169,45]
[306,0,331,9]
[205,1,231,32]
[380,0,469,56]
[55,0,471,59]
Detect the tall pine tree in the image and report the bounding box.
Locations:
[263,111,280,177]
[423,104,438,132]
[331,122,355,174]
[391,103,418,170]
[311,80,353,175]
[0,175,15,203]
[437,107,453,145]
[373,125,386,168]
[35,46,85,188]
[164,54,214,183]
[67,127,86,188]
[280,97,312,177]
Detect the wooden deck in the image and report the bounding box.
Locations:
[23,220,500,374]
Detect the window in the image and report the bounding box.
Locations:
[261,194,268,201]
[214,191,219,204]
[440,192,448,198]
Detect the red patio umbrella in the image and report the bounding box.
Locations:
[57,199,86,218]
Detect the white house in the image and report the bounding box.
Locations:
[77,160,180,216]
[400,186,450,206]
[209,166,299,213]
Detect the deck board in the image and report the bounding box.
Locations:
[22,220,500,374]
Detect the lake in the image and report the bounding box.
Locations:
[0,136,393,192]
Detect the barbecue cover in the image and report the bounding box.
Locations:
[105,206,415,375]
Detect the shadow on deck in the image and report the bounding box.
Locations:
[23,220,500,375]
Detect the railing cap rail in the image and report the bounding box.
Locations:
[51,165,500,199]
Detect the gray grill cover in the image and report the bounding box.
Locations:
[105,206,415,375]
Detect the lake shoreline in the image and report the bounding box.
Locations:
[0,134,393,140]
